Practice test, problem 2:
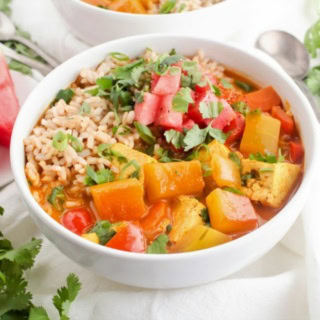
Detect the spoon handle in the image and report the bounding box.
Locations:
[295,79,320,123]
[0,43,53,75]
[12,35,60,68]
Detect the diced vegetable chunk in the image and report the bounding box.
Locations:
[245,86,281,111]
[271,106,295,135]
[82,233,99,244]
[155,94,183,131]
[289,142,304,164]
[206,188,258,234]
[169,196,205,243]
[106,222,146,253]
[241,159,301,208]
[61,208,94,235]
[140,201,171,241]
[240,112,281,156]
[108,0,147,13]
[224,112,245,145]
[205,101,236,130]
[211,154,241,189]
[151,68,181,96]
[134,92,161,125]
[170,225,231,253]
[144,161,204,203]
[91,178,146,222]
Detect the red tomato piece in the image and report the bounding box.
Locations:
[0,53,20,148]
[182,117,195,130]
[224,112,245,145]
[106,222,146,253]
[271,106,295,135]
[151,68,181,96]
[140,201,170,241]
[155,94,183,131]
[289,141,304,163]
[62,208,94,235]
[134,92,161,125]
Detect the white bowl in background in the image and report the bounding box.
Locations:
[11,34,320,289]
[51,0,248,45]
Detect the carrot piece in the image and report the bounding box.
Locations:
[144,161,205,203]
[245,86,281,111]
[91,178,146,222]
[140,201,170,241]
[271,106,295,135]
[108,0,146,13]
[289,142,304,164]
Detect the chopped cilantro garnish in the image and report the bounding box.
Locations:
[220,78,233,89]
[223,187,243,195]
[52,131,68,151]
[54,88,74,104]
[134,122,156,144]
[119,160,141,180]
[154,53,183,75]
[67,134,83,153]
[147,234,169,254]
[231,101,250,116]
[164,129,185,149]
[96,76,113,91]
[201,163,212,177]
[79,102,91,115]
[84,166,115,186]
[229,152,241,169]
[235,80,253,92]
[159,0,176,14]
[88,221,116,245]
[205,76,221,96]
[134,91,144,103]
[97,144,127,163]
[199,101,223,119]
[48,186,65,211]
[304,19,320,58]
[200,208,211,226]
[181,61,202,86]
[249,149,284,164]
[172,87,194,113]
[156,147,174,162]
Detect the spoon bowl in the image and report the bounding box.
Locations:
[256,30,310,80]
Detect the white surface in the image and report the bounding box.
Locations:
[0,71,38,188]
[9,34,320,288]
[1,0,320,318]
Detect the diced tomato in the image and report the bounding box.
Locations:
[245,86,281,111]
[106,222,146,253]
[271,106,295,135]
[0,54,19,148]
[151,68,181,96]
[182,117,195,130]
[204,100,236,130]
[224,112,245,145]
[289,142,304,164]
[155,94,183,131]
[62,208,94,235]
[151,73,160,92]
[140,201,170,241]
[195,82,210,94]
[134,92,161,125]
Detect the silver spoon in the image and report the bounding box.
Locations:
[256,30,320,123]
[0,12,59,69]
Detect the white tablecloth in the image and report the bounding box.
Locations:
[1,0,320,319]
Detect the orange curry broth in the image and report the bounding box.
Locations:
[27,68,304,249]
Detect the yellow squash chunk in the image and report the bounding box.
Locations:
[206,188,258,234]
[241,159,301,208]
[111,143,156,185]
[211,154,241,189]
[91,178,146,222]
[82,233,99,244]
[240,112,281,156]
[144,161,204,203]
[170,225,231,253]
[169,196,205,243]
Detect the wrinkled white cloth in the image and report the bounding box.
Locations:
[1,0,320,319]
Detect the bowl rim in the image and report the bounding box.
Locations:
[11,33,320,262]
[67,0,235,17]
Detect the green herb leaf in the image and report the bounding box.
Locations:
[199,101,223,119]
[154,54,183,75]
[52,131,68,151]
[48,186,65,211]
[97,144,127,163]
[79,102,91,115]
[8,59,32,75]
[182,61,202,86]
[52,273,81,320]
[200,208,210,226]
[220,78,233,89]
[159,0,176,13]
[278,148,285,163]
[156,147,172,163]
[304,66,320,95]
[0,0,11,15]
[205,76,221,96]
[235,80,253,92]
[119,160,140,180]
[0,206,3,216]
[229,152,241,169]
[201,163,212,177]
[172,87,194,113]
[134,121,156,144]
[134,91,144,104]
[164,129,185,149]
[231,101,250,116]
[88,221,116,245]
[67,135,84,153]
[183,124,208,151]
[96,76,113,91]
[131,65,146,85]
[259,167,274,173]
[223,187,243,195]
[207,127,228,144]
[84,166,115,186]
[147,234,169,254]
[304,19,320,58]
[110,52,130,61]
[29,307,50,320]
[55,88,74,104]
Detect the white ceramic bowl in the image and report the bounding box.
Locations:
[51,0,249,45]
[11,34,320,289]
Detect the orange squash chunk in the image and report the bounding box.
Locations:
[245,86,281,111]
[91,178,146,222]
[206,188,258,234]
[144,161,204,203]
[82,0,111,7]
[108,0,147,13]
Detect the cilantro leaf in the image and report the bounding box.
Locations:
[205,77,221,96]
[231,101,250,116]
[183,125,208,151]
[153,54,183,75]
[52,273,81,320]
[48,186,65,211]
[147,234,169,254]
[200,208,210,226]
[131,65,146,85]
[88,221,116,245]
[207,127,228,144]
[249,149,284,163]
[84,166,115,186]
[235,80,253,92]
[156,147,173,162]
[134,122,156,144]
[8,60,32,75]
[199,101,223,119]
[54,89,74,104]
[164,130,184,149]
[96,76,113,91]
[29,307,50,320]
[304,19,320,58]
[220,78,233,89]
[181,61,202,86]
[172,87,194,113]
